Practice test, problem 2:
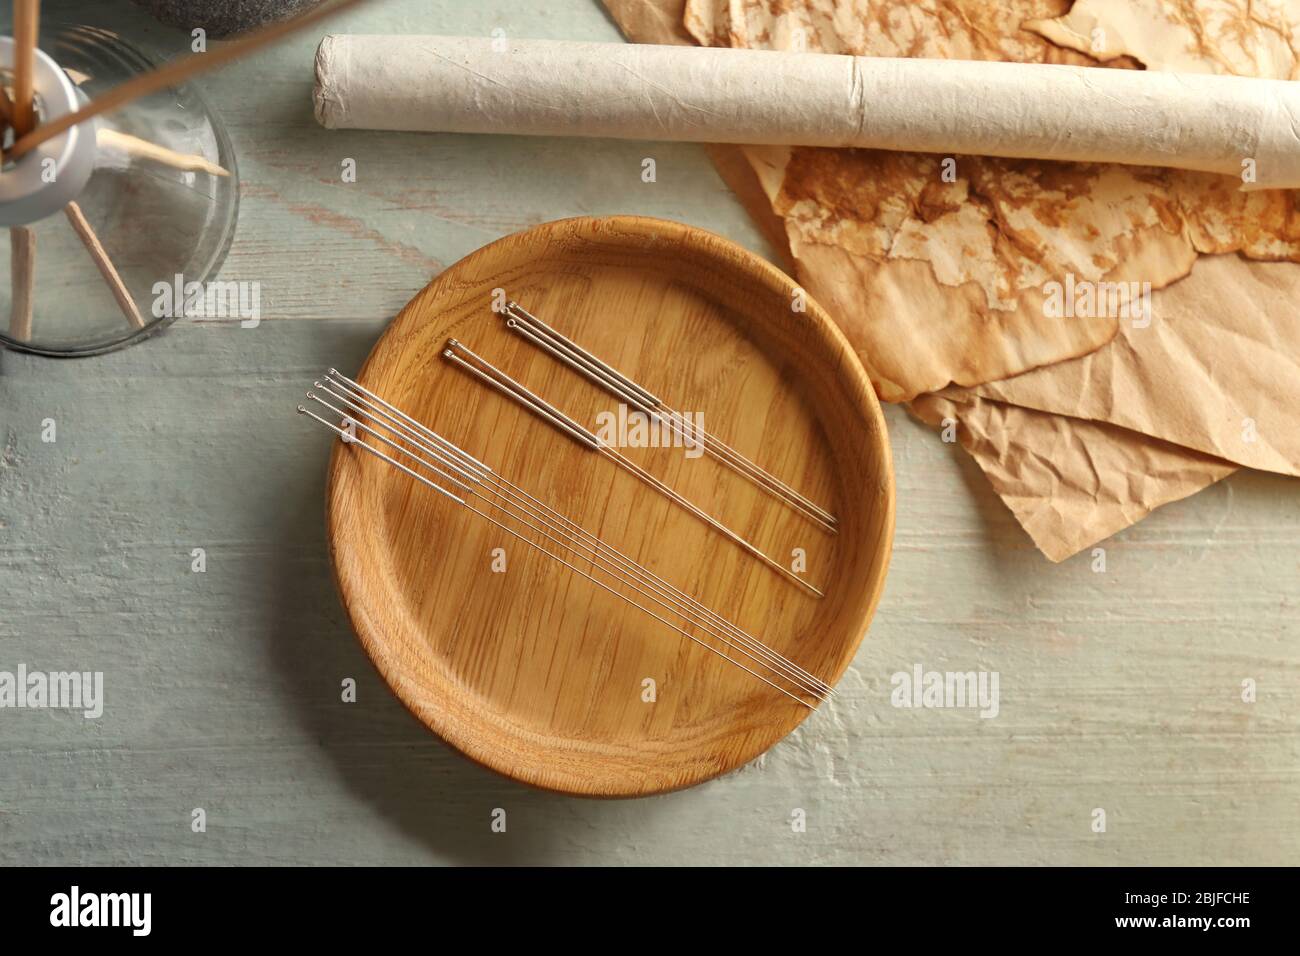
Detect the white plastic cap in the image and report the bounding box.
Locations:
[0,36,96,227]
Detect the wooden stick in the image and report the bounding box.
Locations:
[7,0,372,162]
[63,202,145,330]
[9,3,40,345]
[12,0,39,136]
[9,227,35,341]
[97,128,230,177]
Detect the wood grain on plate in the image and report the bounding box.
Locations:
[326,216,893,796]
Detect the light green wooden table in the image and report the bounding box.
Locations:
[1,0,1296,866]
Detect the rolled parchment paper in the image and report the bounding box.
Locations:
[313,35,1300,189]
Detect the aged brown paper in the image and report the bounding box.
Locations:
[679,0,1300,402]
[683,0,1120,400]
[969,254,1300,477]
[908,391,1238,562]
[1027,0,1300,76]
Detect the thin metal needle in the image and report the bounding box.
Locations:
[307,391,478,495]
[503,301,838,530]
[313,379,484,483]
[299,404,818,709]
[297,405,466,506]
[326,368,493,475]
[504,307,837,530]
[443,339,824,598]
[303,375,835,700]
[308,380,833,698]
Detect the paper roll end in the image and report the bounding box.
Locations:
[313,34,345,129]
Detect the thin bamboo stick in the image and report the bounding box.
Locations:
[64,202,145,330]
[8,0,372,162]
[97,128,230,177]
[7,3,40,344]
[9,227,35,341]
[12,0,39,136]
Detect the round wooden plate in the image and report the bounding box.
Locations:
[327,216,894,797]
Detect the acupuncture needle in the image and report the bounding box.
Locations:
[304,388,830,702]
[442,339,825,598]
[506,310,838,533]
[317,371,833,696]
[310,376,834,698]
[314,370,835,698]
[503,304,836,531]
[298,403,822,708]
[502,301,838,533]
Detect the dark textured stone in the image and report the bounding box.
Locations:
[129,0,322,39]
